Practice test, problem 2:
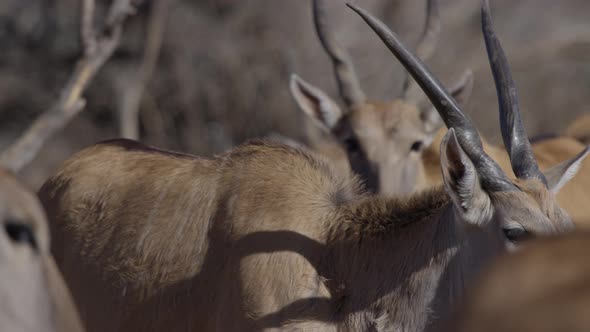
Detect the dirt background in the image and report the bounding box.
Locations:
[0,0,588,188]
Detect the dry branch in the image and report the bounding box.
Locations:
[0,0,140,172]
[120,0,171,139]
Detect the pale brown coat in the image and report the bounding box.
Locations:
[0,169,84,332]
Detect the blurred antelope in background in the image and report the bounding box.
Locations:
[39,2,586,330]
[443,231,590,332]
[0,169,84,332]
[290,0,473,195]
[293,0,590,227]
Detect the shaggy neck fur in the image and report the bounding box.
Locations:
[320,188,499,331]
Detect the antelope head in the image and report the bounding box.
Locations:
[0,169,84,332]
[291,0,473,195]
[349,0,589,247]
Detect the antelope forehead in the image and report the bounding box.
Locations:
[384,103,422,129]
[506,206,550,227]
[513,179,564,221]
[347,108,382,132]
[493,192,548,226]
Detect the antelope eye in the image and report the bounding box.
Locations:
[4,220,37,250]
[502,227,530,243]
[410,140,423,152]
[343,137,361,153]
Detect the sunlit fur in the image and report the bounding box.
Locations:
[0,169,84,332]
[40,137,574,331]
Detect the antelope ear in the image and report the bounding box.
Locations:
[441,129,492,225]
[544,146,590,193]
[290,74,344,131]
[420,70,474,135]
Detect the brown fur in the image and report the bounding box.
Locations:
[296,82,468,196]
[425,129,590,227]
[565,112,590,144]
[444,231,590,332]
[295,0,590,227]
[40,138,574,331]
[290,0,472,196]
[0,169,84,332]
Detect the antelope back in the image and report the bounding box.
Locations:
[40,139,222,331]
[0,169,84,332]
[37,134,578,331]
[38,139,362,331]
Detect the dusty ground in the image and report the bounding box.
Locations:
[0,0,588,188]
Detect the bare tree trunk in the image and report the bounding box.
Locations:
[0,0,141,172]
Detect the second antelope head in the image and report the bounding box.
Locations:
[291,0,472,195]
[348,0,590,247]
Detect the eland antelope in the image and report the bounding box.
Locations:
[290,0,473,195]
[295,0,590,227]
[414,13,590,226]
[0,169,84,332]
[39,1,586,331]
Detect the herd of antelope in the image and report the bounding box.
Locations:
[2,0,590,331]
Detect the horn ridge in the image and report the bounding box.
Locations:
[347,3,516,192]
[481,0,547,185]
